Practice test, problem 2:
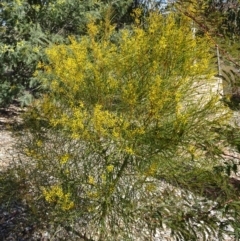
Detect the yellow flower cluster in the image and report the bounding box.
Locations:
[56,0,65,4]
[144,162,158,177]
[14,0,22,6]
[24,148,41,160]
[87,191,99,199]
[145,183,156,192]
[92,105,118,136]
[125,147,134,155]
[0,44,14,54]
[41,185,74,211]
[88,176,95,185]
[36,140,42,147]
[131,8,142,26]
[60,153,70,165]
[30,9,227,155]
[106,165,114,173]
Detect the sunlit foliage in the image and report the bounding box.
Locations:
[173,0,240,107]
[17,10,240,240]
[0,0,133,106]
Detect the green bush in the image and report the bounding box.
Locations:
[0,0,133,107]
[16,10,240,240]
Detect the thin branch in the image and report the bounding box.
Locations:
[175,4,240,69]
[221,152,240,161]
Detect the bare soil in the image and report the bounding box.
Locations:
[0,105,239,241]
[0,105,24,171]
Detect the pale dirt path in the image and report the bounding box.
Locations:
[0,130,16,171]
[0,105,24,171]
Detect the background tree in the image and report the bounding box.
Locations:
[172,0,240,105]
[0,0,135,107]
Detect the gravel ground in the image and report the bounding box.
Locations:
[0,131,236,241]
[0,104,23,168]
[0,130,17,172]
[0,105,239,241]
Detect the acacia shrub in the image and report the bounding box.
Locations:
[17,10,238,240]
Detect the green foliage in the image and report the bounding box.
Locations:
[15,10,240,240]
[173,0,240,104]
[0,0,135,107]
[203,0,240,101]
